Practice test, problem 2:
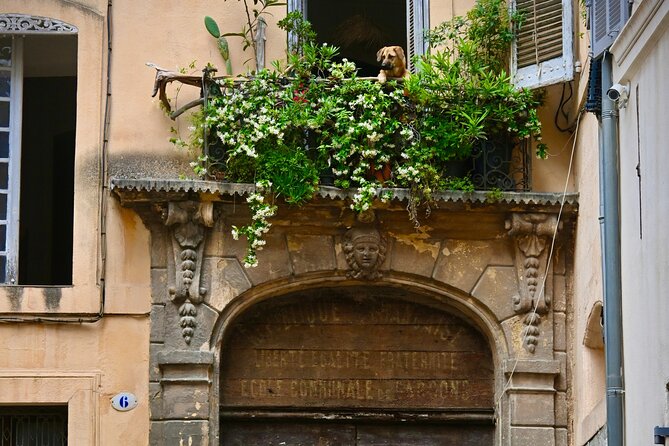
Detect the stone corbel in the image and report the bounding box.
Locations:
[163,201,216,344]
[506,213,561,353]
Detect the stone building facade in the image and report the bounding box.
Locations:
[0,0,589,444]
[113,181,577,445]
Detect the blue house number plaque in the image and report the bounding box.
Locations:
[111,392,138,411]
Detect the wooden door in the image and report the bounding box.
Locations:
[220,421,494,445]
[220,287,495,445]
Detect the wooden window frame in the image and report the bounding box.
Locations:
[512,0,575,89]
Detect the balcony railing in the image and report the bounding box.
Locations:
[150,66,535,194]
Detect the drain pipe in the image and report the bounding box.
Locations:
[600,51,625,446]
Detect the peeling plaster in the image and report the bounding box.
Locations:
[388,226,440,258]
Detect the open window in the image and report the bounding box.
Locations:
[512,0,574,88]
[288,0,428,75]
[0,15,77,285]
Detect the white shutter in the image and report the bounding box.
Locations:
[287,0,307,51]
[512,0,574,89]
[591,0,631,58]
[407,0,429,72]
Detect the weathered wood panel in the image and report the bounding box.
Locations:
[220,291,494,410]
[223,378,494,408]
[357,423,494,446]
[220,421,494,446]
[220,421,355,445]
[224,349,491,379]
[227,324,487,351]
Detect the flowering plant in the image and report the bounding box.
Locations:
[230,180,277,267]
[175,0,546,265]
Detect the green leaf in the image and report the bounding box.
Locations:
[222,32,247,38]
[204,16,221,38]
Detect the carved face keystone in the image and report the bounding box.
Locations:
[344,227,386,280]
[354,242,380,269]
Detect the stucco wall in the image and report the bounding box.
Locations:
[571,113,606,445]
[1,3,151,445]
[610,1,669,443]
[1,1,581,445]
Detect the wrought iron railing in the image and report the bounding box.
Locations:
[469,138,532,191]
[0,407,67,446]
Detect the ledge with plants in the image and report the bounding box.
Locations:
[161,0,547,267]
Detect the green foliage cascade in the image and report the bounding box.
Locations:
[174,0,546,267]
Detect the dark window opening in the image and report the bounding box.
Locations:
[307,0,407,77]
[19,35,76,285]
[0,405,68,446]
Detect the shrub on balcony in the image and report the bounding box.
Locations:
[174,0,546,266]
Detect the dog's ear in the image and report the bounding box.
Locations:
[395,47,406,67]
[377,47,387,62]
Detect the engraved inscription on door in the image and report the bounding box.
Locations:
[220,287,495,445]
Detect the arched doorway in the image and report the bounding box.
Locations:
[219,286,495,445]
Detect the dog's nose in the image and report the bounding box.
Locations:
[380,62,392,69]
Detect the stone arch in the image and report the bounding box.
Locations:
[129,193,572,446]
[210,274,510,365]
[209,273,512,445]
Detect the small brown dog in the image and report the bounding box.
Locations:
[377,46,409,83]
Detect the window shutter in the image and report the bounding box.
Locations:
[512,0,574,89]
[590,0,631,58]
[287,0,307,51]
[407,0,429,72]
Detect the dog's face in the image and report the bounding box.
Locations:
[376,46,406,72]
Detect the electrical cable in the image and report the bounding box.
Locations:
[555,82,575,133]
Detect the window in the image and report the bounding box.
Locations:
[0,405,68,446]
[288,0,428,75]
[0,15,77,285]
[512,0,574,89]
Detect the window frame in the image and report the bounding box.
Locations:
[0,14,78,285]
[287,0,429,71]
[511,0,575,89]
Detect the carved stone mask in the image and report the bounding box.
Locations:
[344,227,386,280]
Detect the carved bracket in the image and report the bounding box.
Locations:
[506,213,561,353]
[163,201,216,344]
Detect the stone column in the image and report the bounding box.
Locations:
[147,200,218,446]
[502,359,562,446]
[151,351,215,445]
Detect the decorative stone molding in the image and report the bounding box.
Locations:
[0,14,78,34]
[343,227,387,280]
[506,213,561,353]
[163,201,215,344]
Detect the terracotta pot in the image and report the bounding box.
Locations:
[369,162,392,184]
